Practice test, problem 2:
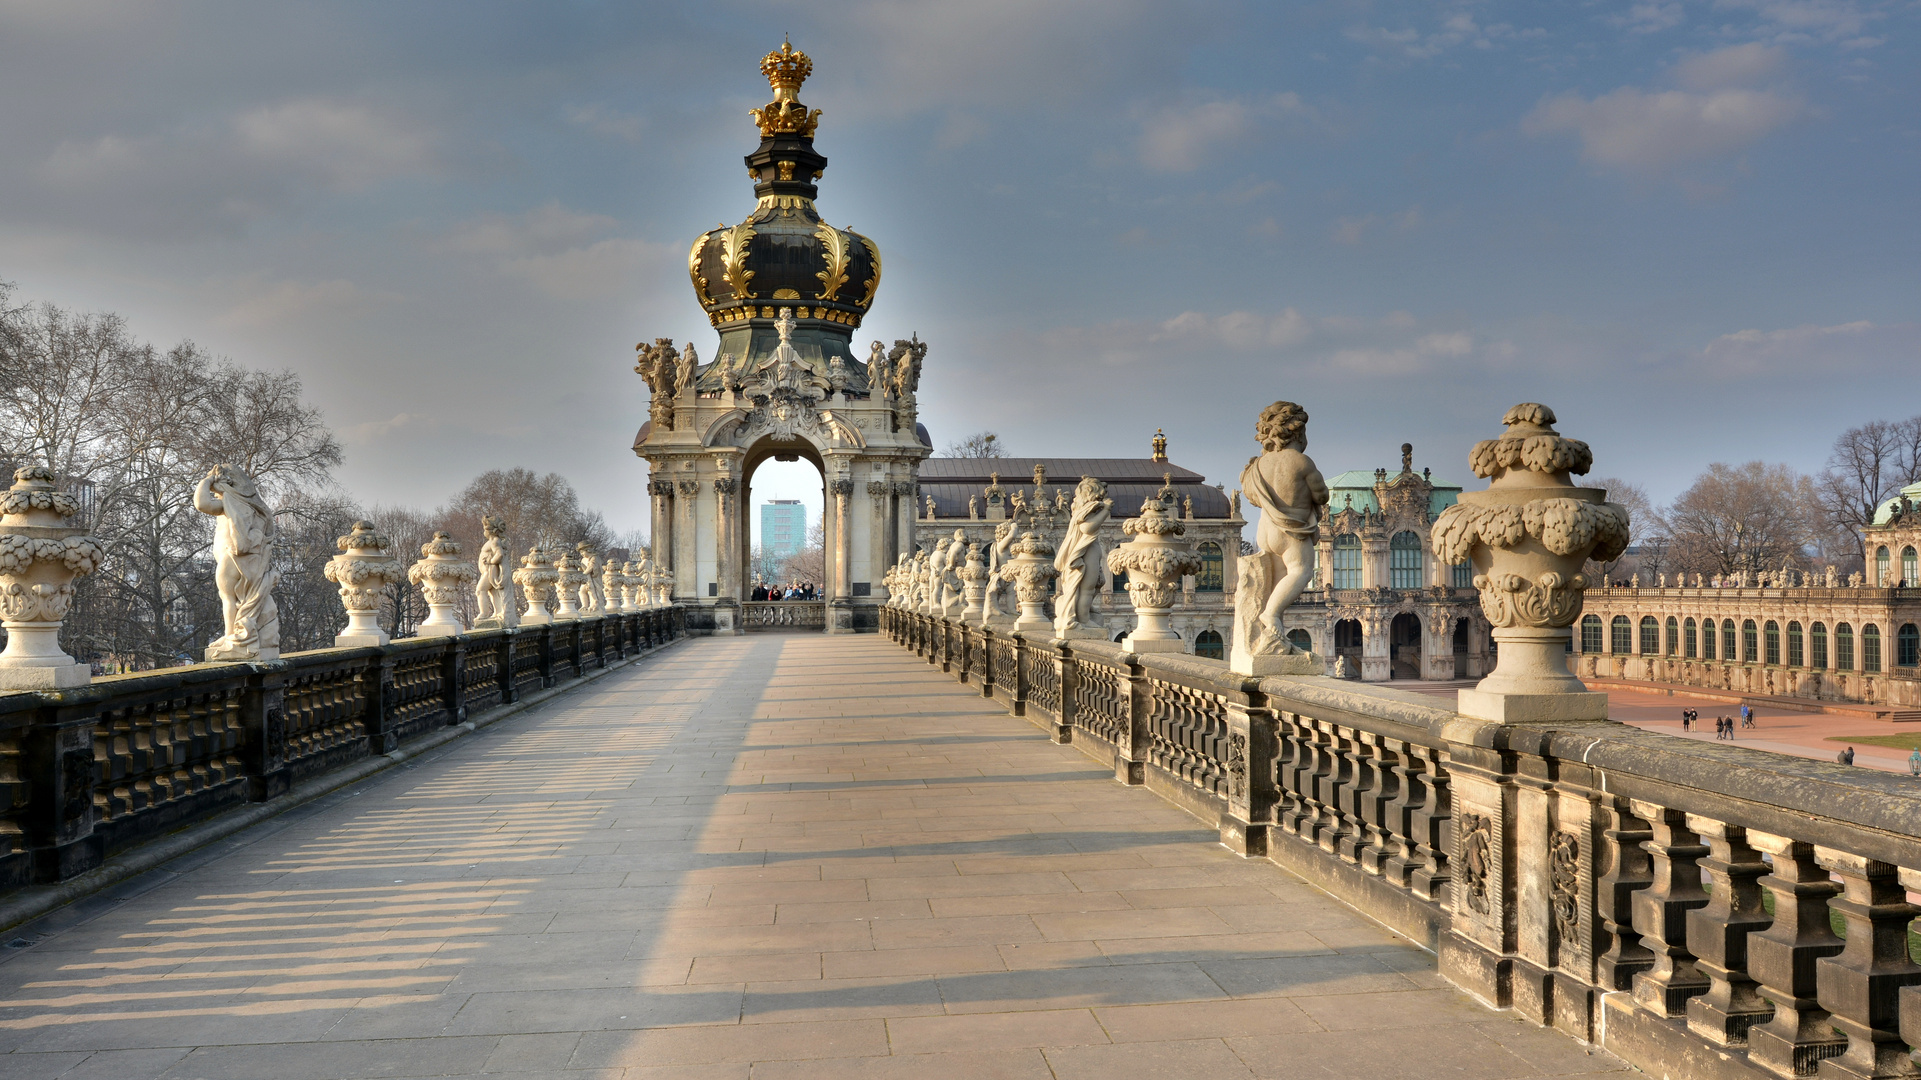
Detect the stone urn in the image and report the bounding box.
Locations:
[999,532,1059,636]
[602,559,626,615]
[960,543,989,620]
[652,566,675,607]
[553,552,586,619]
[622,561,644,610]
[407,532,477,638]
[1431,403,1629,722]
[1105,498,1203,655]
[0,466,104,688]
[324,521,407,647]
[513,545,559,625]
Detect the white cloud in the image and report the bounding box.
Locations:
[1136,92,1311,172]
[1616,3,1686,33]
[1523,85,1803,171]
[1712,0,1882,44]
[498,238,666,301]
[439,202,665,300]
[1331,207,1422,245]
[445,202,618,257]
[1699,319,1916,374]
[231,100,439,191]
[1345,10,1546,59]
[1673,43,1787,89]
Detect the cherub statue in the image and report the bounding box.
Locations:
[985,517,1019,619]
[925,494,937,519]
[474,515,515,627]
[576,542,604,613]
[1236,401,1329,659]
[195,463,280,660]
[969,495,979,519]
[1053,476,1113,637]
[941,528,968,617]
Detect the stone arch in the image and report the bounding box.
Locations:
[1390,612,1422,679]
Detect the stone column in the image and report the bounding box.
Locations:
[895,479,918,558]
[829,475,855,633]
[675,478,700,602]
[714,475,740,633]
[868,479,891,598]
[1361,529,1388,590]
[648,476,673,576]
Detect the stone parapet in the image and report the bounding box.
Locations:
[886,603,1921,1080]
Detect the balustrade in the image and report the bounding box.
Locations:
[885,606,1921,1080]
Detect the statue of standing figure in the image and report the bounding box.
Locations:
[941,528,968,618]
[1233,401,1328,674]
[576,542,604,613]
[1053,476,1113,638]
[473,516,517,628]
[983,517,1019,623]
[195,464,280,661]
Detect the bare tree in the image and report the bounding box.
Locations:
[943,431,1006,459]
[1665,462,1818,579]
[779,521,827,585]
[1818,418,1906,564]
[1582,477,1662,583]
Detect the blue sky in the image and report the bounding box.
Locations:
[1,1,1914,537]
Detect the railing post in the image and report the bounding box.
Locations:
[1051,641,1075,745]
[364,650,400,754]
[978,627,996,699]
[20,697,102,882]
[1118,654,1146,785]
[1010,634,1028,717]
[245,665,291,802]
[499,629,519,705]
[537,625,556,688]
[1220,687,1276,857]
[1748,835,1846,1076]
[1813,849,1921,1080]
[444,637,468,726]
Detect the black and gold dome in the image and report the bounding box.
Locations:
[688,42,880,390]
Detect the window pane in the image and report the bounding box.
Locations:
[1194,630,1224,660]
[1684,619,1697,658]
[1765,621,1780,665]
[1196,543,1224,592]
[1725,621,1738,661]
[1702,619,1716,660]
[1838,623,1854,669]
[1333,534,1362,590]
[1612,617,1631,654]
[1581,615,1603,653]
[1390,531,1422,589]
[1900,624,1919,668]
[1865,625,1882,672]
[1812,622,1827,668]
[1788,622,1803,667]
[1452,561,1472,588]
[1906,548,1918,586]
[1877,547,1890,585]
[1640,617,1658,654]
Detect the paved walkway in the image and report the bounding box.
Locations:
[0,636,1622,1079]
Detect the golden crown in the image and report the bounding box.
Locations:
[760,41,812,101]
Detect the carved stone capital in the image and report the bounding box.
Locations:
[648,478,675,498]
[676,479,701,496]
[714,477,739,496]
[867,480,889,499]
[829,478,855,498]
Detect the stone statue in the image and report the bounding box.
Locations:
[942,529,967,618]
[868,341,891,399]
[1826,565,1838,588]
[984,517,1019,623]
[1052,476,1113,638]
[1233,402,1328,671]
[675,342,698,400]
[634,338,682,428]
[925,539,949,614]
[1630,573,1639,588]
[888,336,925,399]
[1231,489,1243,519]
[1657,572,1666,588]
[473,516,515,627]
[925,494,937,519]
[969,495,979,520]
[324,521,406,647]
[576,542,604,613]
[1183,495,1193,519]
[195,463,280,661]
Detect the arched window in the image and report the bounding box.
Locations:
[1452,561,1473,588]
[1702,619,1716,660]
[1332,534,1362,590]
[1900,624,1920,668]
[1764,620,1780,665]
[1581,615,1603,653]
[1390,531,1423,589]
[1877,547,1890,585]
[1812,622,1828,668]
[1611,616,1631,654]
[1287,628,1313,653]
[1864,624,1882,673]
[1837,623,1854,669]
[1724,620,1738,661]
[1665,616,1679,655]
[1743,619,1758,663]
[1115,630,1131,643]
[1905,547,1918,586]
[1194,630,1224,660]
[1788,621,1803,667]
[1196,542,1224,592]
[1684,618,1698,658]
[1640,616,1659,654]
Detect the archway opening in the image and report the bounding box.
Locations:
[1452,619,1469,679]
[741,437,826,628]
[1334,618,1363,670]
[1391,613,1422,680]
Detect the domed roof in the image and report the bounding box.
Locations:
[688,42,881,388]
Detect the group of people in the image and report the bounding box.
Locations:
[1678,705,1755,740]
[752,581,817,602]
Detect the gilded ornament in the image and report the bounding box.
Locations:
[688,233,712,307]
[854,231,881,308]
[815,223,850,301]
[777,160,795,181]
[720,221,756,300]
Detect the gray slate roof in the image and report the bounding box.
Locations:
[918,457,1233,520]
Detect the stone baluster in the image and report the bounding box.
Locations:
[1594,800,1655,991]
[1684,816,1774,1046]
[1812,850,1921,1080]
[1747,836,1846,1077]
[1272,712,1309,836]
[1406,746,1453,904]
[1333,730,1375,864]
[0,465,103,688]
[324,520,406,647]
[407,532,477,637]
[1629,802,1711,1017]
[1356,735,1403,875]
[1310,723,1351,854]
[1380,740,1428,886]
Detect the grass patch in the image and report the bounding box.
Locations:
[1823,733,1921,752]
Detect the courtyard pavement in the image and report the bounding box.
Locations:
[0,635,1623,1079]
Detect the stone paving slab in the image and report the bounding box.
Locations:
[0,635,1626,1078]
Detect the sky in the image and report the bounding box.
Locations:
[0,0,1915,539]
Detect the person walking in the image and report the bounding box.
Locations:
[1908,747,1920,777]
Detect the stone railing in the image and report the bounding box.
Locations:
[0,607,684,891]
[886,604,1921,1080]
[742,600,827,630]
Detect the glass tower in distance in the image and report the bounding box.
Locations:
[760,500,807,579]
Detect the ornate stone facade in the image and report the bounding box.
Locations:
[631,44,929,634]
